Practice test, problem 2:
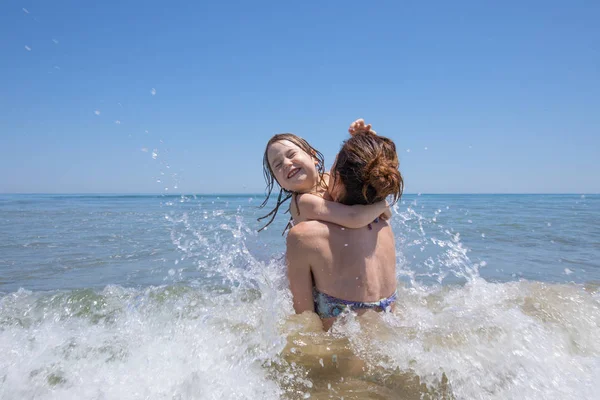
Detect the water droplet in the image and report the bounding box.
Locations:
[344,244,348,247]
[547,222,551,227]
[481,233,486,238]
[24,45,31,51]
[141,147,148,152]
[52,39,59,44]
[168,269,175,276]
[406,149,411,152]
[564,268,573,275]
[151,88,156,96]
[468,219,473,223]
[152,150,158,159]
[115,120,121,125]
[94,110,100,115]
[319,358,324,367]
[23,8,29,14]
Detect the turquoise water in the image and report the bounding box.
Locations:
[1,194,599,399]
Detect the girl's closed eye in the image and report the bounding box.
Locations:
[259,134,327,232]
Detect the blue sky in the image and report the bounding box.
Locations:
[1,0,598,194]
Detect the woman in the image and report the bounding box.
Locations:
[286,122,403,330]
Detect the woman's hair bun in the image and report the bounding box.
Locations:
[364,156,402,202]
[334,133,404,205]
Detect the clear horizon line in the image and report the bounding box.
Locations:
[0,192,597,196]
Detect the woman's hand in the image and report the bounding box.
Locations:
[348,118,377,136]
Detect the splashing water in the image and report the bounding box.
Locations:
[1,194,599,399]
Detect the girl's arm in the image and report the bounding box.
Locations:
[295,193,389,228]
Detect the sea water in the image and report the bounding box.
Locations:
[1,194,599,399]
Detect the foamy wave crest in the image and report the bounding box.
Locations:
[2,198,598,399]
[0,282,297,400]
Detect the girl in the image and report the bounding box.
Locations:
[258,120,390,232]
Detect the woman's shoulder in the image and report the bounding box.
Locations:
[287,219,330,241]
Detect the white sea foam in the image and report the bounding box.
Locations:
[1,197,598,399]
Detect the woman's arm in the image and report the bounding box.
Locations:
[286,227,315,314]
[296,193,389,229]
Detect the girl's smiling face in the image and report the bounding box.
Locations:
[267,140,319,193]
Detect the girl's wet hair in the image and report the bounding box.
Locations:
[258,133,326,232]
[333,131,403,206]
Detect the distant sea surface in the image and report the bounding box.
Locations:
[1,194,599,399]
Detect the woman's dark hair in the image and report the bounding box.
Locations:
[333,132,403,205]
[257,133,326,232]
